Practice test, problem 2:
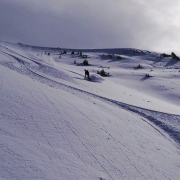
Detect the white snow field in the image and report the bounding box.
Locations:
[0,41,180,180]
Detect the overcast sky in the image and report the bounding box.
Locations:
[1,0,180,54]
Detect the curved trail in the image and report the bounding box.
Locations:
[1,43,180,179]
[1,45,180,147]
[27,66,180,147]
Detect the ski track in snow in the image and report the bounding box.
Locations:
[1,43,180,146]
[1,42,180,179]
[26,66,180,148]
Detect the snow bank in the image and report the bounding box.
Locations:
[41,54,57,66]
[89,73,104,82]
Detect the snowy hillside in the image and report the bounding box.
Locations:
[0,42,180,180]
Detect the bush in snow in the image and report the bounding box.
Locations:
[109,54,113,58]
[62,50,66,54]
[71,51,74,54]
[117,56,122,59]
[97,69,109,77]
[171,52,179,60]
[161,53,171,58]
[83,59,89,65]
[146,74,150,77]
[137,64,142,69]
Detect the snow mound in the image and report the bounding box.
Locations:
[42,54,56,66]
[90,73,104,82]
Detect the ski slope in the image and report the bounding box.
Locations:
[0,42,180,180]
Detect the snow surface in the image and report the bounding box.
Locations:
[0,42,180,180]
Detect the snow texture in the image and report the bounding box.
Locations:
[0,42,180,180]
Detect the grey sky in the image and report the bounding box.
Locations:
[1,0,180,54]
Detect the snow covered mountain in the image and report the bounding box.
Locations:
[0,41,180,180]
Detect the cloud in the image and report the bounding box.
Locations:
[1,0,180,54]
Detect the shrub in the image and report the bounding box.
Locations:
[137,64,142,69]
[146,74,150,77]
[97,69,109,77]
[109,54,113,58]
[171,52,179,60]
[83,59,89,65]
[161,53,171,58]
[71,51,74,54]
[117,56,122,59]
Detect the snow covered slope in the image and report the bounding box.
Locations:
[0,42,180,179]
